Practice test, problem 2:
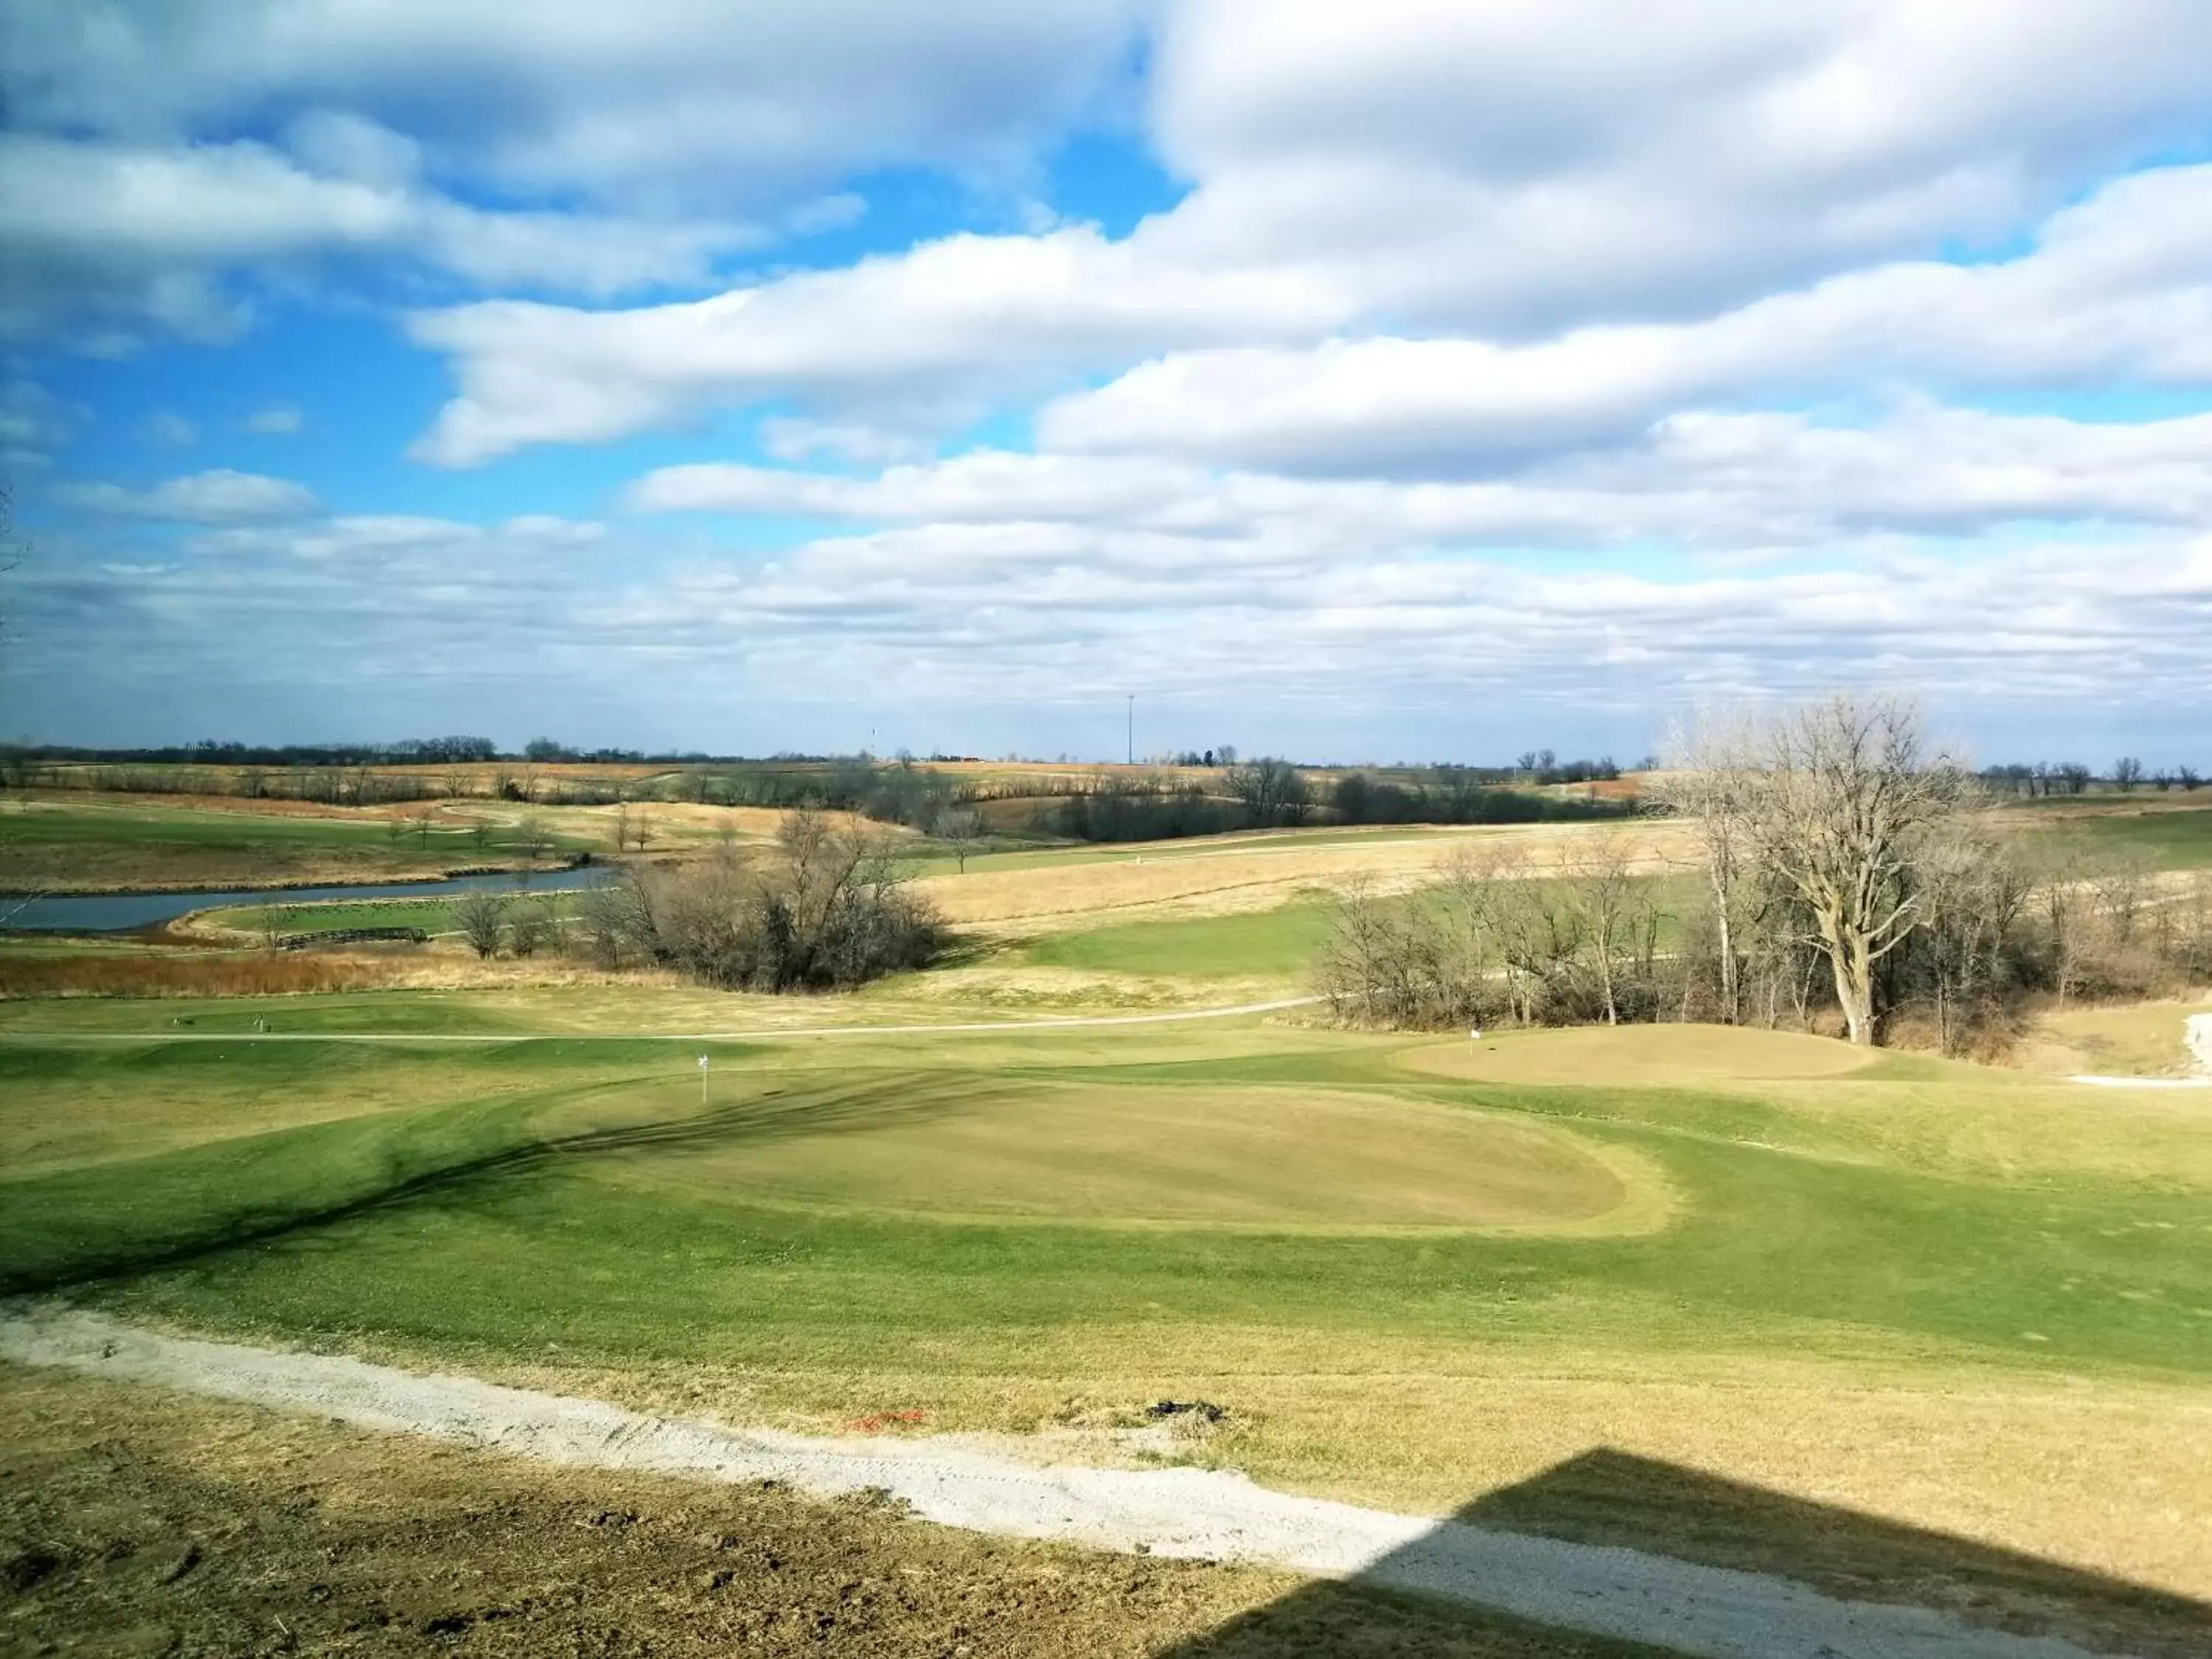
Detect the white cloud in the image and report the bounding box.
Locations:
[58,469,321,524]
[631,403,2212,550]
[1040,164,2212,476]
[407,226,1347,464]
[0,134,760,343]
[408,143,2212,471]
[4,1,1149,213]
[243,406,303,435]
[1144,0,2212,334]
[145,412,198,447]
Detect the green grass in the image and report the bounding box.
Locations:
[1017,903,1336,979]
[0,800,591,890]
[2054,804,2212,868]
[6,1026,2205,1380]
[212,898,465,936]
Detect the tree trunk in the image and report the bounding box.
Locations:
[1827,933,1879,1046]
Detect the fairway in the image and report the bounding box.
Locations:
[620,1079,1657,1233]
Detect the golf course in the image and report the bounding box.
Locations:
[4,762,2211,1655]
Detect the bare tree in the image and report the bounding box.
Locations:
[1732,695,1972,1046]
[517,813,550,863]
[1652,713,1764,1023]
[2113,756,2143,792]
[507,901,550,958]
[933,806,990,873]
[1561,833,1644,1025]
[456,888,507,959]
[1221,757,1310,827]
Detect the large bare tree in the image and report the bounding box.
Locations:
[1734,695,1971,1046]
[1651,713,1764,1024]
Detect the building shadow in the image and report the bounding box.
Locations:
[1150,1448,2208,1658]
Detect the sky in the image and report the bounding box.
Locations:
[2,0,2208,767]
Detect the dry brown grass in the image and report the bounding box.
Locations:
[0,951,405,999]
[925,820,1694,931]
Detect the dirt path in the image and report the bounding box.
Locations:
[0,1306,2109,1659]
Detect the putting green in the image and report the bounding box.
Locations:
[1397,1023,1881,1087]
[612,1081,1666,1234]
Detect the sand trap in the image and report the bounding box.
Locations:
[0,1305,2107,1659]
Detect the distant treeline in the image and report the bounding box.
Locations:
[1982,759,2203,794]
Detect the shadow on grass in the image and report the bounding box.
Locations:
[1152,1448,2208,1658]
[0,1072,973,1297]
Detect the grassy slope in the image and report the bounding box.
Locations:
[0,799,591,891]
[4,1018,2209,1624]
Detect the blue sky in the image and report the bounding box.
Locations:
[3,1,2208,765]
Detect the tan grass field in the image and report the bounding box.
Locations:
[920,819,1694,931]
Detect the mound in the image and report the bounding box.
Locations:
[615,1082,1660,1234]
[1397,1024,1878,1087]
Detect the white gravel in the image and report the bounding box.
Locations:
[0,1304,2121,1659]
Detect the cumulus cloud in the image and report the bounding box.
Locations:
[1040,164,2212,476]
[631,403,2212,550]
[1145,0,2212,333]
[0,135,760,343]
[409,150,2212,471]
[406,226,1346,464]
[6,1,1149,206]
[58,469,321,524]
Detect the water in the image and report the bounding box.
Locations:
[1,866,611,934]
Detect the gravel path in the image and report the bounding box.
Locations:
[0,1305,2115,1659]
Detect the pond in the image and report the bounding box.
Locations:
[1,866,611,934]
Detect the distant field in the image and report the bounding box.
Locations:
[0,797,591,893]
[2058,803,2212,867]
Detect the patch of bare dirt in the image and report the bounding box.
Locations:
[0,1366,1623,1658]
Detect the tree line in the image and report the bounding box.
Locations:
[1321,696,2211,1050]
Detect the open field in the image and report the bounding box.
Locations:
[0,794,597,893]
[2,1011,2208,1657]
